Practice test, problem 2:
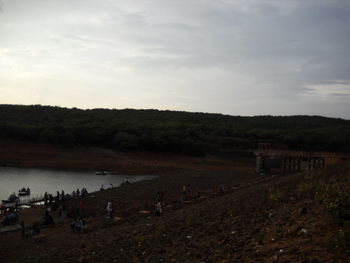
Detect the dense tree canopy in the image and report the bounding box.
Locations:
[0,104,349,155]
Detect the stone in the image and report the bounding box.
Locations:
[272,254,279,262]
[297,228,308,236]
[299,207,308,215]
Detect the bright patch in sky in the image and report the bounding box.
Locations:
[304,83,350,97]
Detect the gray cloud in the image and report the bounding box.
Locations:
[0,0,349,119]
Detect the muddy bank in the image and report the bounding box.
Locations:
[0,140,254,174]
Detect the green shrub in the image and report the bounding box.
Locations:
[268,188,284,201]
[316,182,350,222]
[297,182,315,194]
[315,181,341,202]
[178,256,202,263]
[328,192,350,221]
[332,228,350,248]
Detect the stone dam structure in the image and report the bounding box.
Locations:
[254,143,350,174]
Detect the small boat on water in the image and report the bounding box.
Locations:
[2,193,19,205]
[18,187,30,196]
[96,171,107,176]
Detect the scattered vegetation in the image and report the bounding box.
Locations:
[331,228,350,249]
[300,169,350,223]
[183,213,203,228]
[297,182,315,196]
[268,188,284,201]
[297,164,350,251]
[316,182,350,222]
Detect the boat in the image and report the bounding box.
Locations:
[18,187,30,196]
[2,193,19,204]
[96,171,107,176]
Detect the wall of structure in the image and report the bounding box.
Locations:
[256,155,325,175]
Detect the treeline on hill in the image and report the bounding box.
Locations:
[0,104,349,155]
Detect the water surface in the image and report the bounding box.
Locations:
[0,167,156,201]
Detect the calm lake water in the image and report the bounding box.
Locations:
[0,167,156,201]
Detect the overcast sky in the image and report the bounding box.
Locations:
[1,0,349,118]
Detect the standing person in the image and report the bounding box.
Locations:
[220,184,225,193]
[49,194,54,205]
[79,198,85,216]
[157,191,164,202]
[157,191,161,202]
[155,202,162,216]
[44,192,48,206]
[20,221,25,238]
[182,185,187,201]
[106,201,113,218]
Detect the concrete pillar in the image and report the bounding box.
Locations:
[292,158,297,172]
[256,155,263,174]
[288,157,292,173]
[297,158,301,172]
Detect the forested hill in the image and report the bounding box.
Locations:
[0,104,349,155]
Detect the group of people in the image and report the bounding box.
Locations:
[72,187,88,197]
[5,182,213,239]
[70,217,85,232]
[23,221,40,239]
[43,187,89,206]
[58,205,84,219]
[154,185,202,216]
[42,209,54,227]
[0,207,18,226]
[41,188,89,234]
[44,191,66,206]
[20,208,54,239]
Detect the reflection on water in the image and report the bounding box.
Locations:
[0,167,156,201]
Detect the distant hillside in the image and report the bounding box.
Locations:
[0,104,349,154]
